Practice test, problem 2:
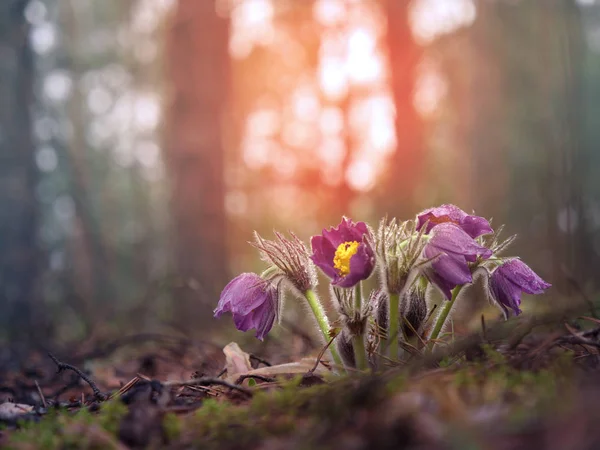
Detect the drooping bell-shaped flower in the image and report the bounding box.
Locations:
[214,273,278,340]
[489,259,551,316]
[422,222,492,299]
[416,204,493,239]
[310,217,375,288]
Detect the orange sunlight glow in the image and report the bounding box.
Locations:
[231,0,398,195]
[314,0,396,193]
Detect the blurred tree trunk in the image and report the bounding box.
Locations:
[536,0,587,291]
[461,0,585,291]
[62,0,114,331]
[0,0,42,340]
[165,0,229,325]
[383,0,424,217]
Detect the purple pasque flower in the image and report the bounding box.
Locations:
[489,259,551,316]
[310,217,375,288]
[422,222,493,299]
[417,204,493,239]
[214,273,278,340]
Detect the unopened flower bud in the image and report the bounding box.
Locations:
[335,328,356,369]
[252,231,317,294]
[400,283,427,339]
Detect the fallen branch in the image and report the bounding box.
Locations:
[165,377,252,397]
[48,353,106,402]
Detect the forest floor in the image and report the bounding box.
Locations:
[2,306,600,450]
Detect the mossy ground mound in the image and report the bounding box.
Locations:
[3,331,595,450]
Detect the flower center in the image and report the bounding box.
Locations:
[333,241,360,276]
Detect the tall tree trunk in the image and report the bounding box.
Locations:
[62,0,114,330]
[384,0,424,217]
[165,0,229,326]
[0,0,42,341]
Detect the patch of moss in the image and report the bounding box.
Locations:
[182,375,385,449]
[7,400,128,450]
[162,412,182,442]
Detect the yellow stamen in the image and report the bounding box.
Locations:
[333,241,360,276]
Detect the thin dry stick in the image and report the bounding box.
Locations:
[107,376,141,400]
[249,354,272,367]
[402,316,427,348]
[308,335,337,374]
[165,377,252,397]
[35,380,47,408]
[422,303,438,332]
[184,384,219,396]
[558,324,600,350]
[579,316,600,326]
[48,353,106,401]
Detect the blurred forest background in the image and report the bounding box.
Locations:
[1,0,598,348]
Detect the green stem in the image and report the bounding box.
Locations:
[354,282,362,310]
[388,292,400,359]
[427,285,463,351]
[304,289,343,367]
[353,283,367,370]
[353,334,367,371]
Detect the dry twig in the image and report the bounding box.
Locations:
[48,353,106,401]
[308,335,337,374]
[165,377,252,397]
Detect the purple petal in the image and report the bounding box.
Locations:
[461,215,494,239]
[489,260,550,316]
[417,204,492,238]
[310,235,339,280]
[429,223,492,260]
[417,204,466,233]
[217,273,268,316]
[310,217,374,288]
[425,268,457,300]
[252,299,277,340]
[421,222,491,299]
[321,217,368,247]
[424,247,473,285]
[490,272,523,315]
[215,273,257,316]
[233,310,257,332]
[498,259,551,294]
[214,272,277,340]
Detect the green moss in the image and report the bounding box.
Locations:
[7,400,128,449]
[97,400,128,435]
[162,412,182,442]
[3,348,582,449]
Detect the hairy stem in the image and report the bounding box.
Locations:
[427,285,463,351]
[304,289,343,367]
[388,292,400,359]
[353,283,368,370]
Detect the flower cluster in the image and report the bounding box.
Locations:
[213,204,551,368]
